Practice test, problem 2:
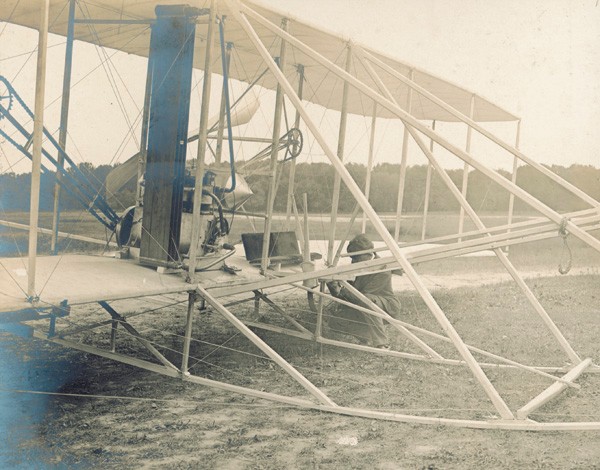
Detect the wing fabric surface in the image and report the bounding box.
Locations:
[0,0,517,122]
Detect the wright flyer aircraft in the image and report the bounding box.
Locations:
[1,0,600,430]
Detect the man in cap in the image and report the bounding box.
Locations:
[326,234,401,349]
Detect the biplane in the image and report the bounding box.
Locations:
[1,0,600,431]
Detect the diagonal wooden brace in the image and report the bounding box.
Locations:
[196,286,336,406]
[339,280,442,359]
[98,300,179,372]
[253,290,313,335]
[516,358,592,419]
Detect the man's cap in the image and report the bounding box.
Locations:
[347,234,374,253]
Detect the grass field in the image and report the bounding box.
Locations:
[2,210,600,468]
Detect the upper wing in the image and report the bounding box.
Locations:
[0,0,517,122]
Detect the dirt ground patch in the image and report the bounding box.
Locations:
[8,273,598,469]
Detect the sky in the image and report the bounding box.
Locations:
[0,0,599,174]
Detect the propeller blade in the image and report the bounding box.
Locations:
[105,152,139,197]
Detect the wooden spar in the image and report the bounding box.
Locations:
[215,39,232,164]
[361,102,377,233]
[27,0,51,299]
[339,217,600,269]
[508,120,522,226]
[0,220,118,247]
[254,290,312,334]
[228,2,515,420]
[421,120,435,240]
[181,292,196,373]
[361,47,585,413]
[243,320,313,339]
[327,43,352,265]
[359,50,600,210]
[285,64,305,226]
[315,281,325,338]
[278,37,600,253]
[339,280,443,358]
[332,203,361,266]
[404,127,582,363]
[290,194,304,246]
[37,331,316,408]
[33,330,600,430]
[516,358,592,419]
[236,6,600,253]
[196,286,336,406]
[394,68,414,242]
[187,1,216,278]
[405,206,600,250]
[458,95,475,240]
[207,214,600,301]
[50,0,76,255]
[109,318,118,352]
[137,51,153,205]
[357,48,522,417]
[506,119,521,254]
[312,404,600,431]
[299,282,579,387]
[420,222,600,263]
[260,17,289,274]
[98,301,179,371]
[302,193,310,262]
[410,216,600,262]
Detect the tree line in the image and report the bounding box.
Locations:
[1,161,598,215]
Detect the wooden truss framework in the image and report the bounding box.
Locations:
[10,0,600,431]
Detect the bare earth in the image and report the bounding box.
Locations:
[3,266,598,469]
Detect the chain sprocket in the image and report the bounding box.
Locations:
[0,83,14,120]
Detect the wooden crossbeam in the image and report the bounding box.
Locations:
[516,358,593,419]
[338,280,442,358]
[0,220,118,247]
[196,286,336,406]
[253,290,313,335]
[98,301,179,372]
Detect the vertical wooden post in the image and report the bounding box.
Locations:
[260,17,289,274]
[458,94,476,239]
[137,52,154,206]
[27,0,51,299]
[50,0,76,255]
[409,126,582,364]
[302,193,310,262]
[351,48,515,417]
[394,68,414,242]
[327,43,352,265]
[110,319,118,353]
[290,194,304,247]
[215,35,232,165]
[197,286,336,406]
[356,47,580,364]
[285,64,304,227]
[421,120,435,240]
[188,1,216,278]
[241,11,600,252]
[315,280,325,339]
[359,47,600,210]
[505,119,521,255]
[361,102,377,233]
[181,291,196,373]
[232,10,514,415]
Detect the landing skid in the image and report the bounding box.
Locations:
[17,278,600,432]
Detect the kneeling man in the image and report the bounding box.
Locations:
[326,234,401,349]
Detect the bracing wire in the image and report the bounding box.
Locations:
[78,2,140,149]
